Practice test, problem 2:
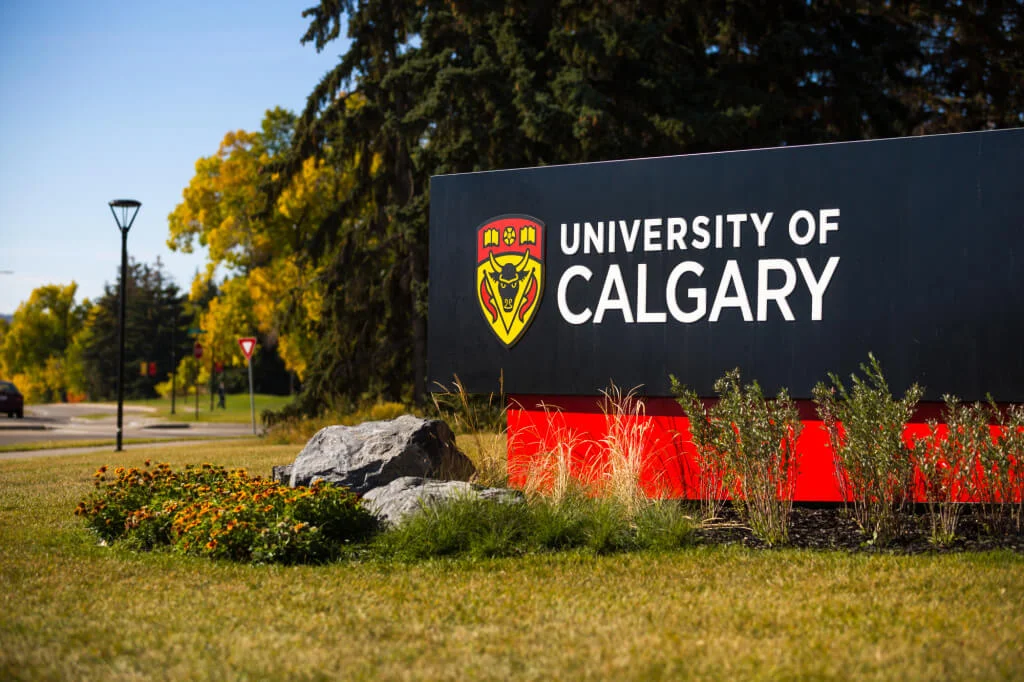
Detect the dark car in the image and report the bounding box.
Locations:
[0,380,24,418]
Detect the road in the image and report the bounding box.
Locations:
[0,402,258,449]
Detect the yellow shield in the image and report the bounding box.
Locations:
[476,216,545,347]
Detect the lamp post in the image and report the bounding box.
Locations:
[109,199,141,452]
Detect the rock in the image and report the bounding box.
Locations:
[282,415,475,493]
[271,464,292,484]
[362,476,524,526]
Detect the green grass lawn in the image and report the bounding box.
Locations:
[122,393,295,423]
[2,442,1022,681]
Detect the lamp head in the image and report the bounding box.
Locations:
[109,199,141,232]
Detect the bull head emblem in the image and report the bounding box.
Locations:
[488,249,532,312]
[476,216,545,347]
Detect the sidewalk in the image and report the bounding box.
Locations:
[0,438,257,461]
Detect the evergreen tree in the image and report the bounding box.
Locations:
[275,0,1021,411]
[78,259,189,400]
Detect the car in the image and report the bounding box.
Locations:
[0,380,24,418]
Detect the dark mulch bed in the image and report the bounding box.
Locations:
[695,504,1024,554]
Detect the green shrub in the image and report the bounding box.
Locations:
[970,402,1024,536]
[674,370,802,546]
[76,463,377,564]
[813,354,923,545]
[912,396,986,546]
[670,379,729,522]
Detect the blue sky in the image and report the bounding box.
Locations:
[0,1,347,315]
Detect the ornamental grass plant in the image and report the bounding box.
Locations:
[372,492,695,560]
[373,382,699,561]
[597,383,661,517]
[431,375,509,487]
[517,405,585,504]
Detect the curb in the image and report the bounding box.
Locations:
[0,424,50,431]
[142,423,191,430]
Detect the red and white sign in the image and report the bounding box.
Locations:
[193,342,203,359]
[238,337,257,361]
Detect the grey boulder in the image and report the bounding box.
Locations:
[362,476,524,526]
[270,464,292,484]
[284,415,475,493]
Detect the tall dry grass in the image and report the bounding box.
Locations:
[264,400,411,445]
[516,404,586,505]
[431,375,509,487]
[597,384,664,517]
[513,384,669,521]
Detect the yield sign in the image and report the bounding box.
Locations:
[238,337,257,360]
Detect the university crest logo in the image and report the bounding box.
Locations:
[476,215,545,347]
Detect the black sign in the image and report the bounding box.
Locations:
[428,129,1024,401]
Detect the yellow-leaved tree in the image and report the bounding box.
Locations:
[0,283,86,402]
[168,108,345,382]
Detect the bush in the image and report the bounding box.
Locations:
[670,379,729,522]
[76,462,377,564]
[674,369,802,546]
[813,354,923,545]
[912,396,985,546]
[969,402,1024,536]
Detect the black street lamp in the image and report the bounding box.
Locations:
[109,199,141,452]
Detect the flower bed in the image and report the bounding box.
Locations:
[75,461,376,564]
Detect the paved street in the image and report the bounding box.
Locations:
[0,402,258,450]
